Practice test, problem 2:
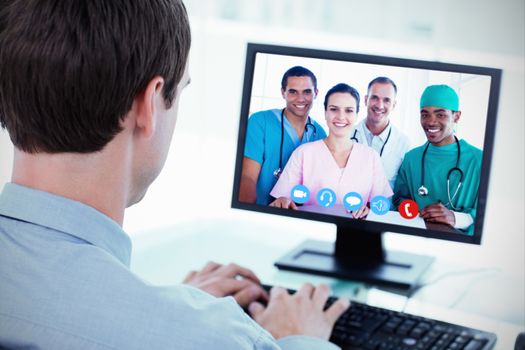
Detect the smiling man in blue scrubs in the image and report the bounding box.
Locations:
[239,66,327,205]
[0,1,348,349]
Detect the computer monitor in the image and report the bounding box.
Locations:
[231,43,501,290]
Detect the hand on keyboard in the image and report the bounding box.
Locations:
[248,283,350,340]
[255,284,497,350]
[182,261,269,308]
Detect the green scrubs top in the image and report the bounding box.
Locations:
[393,139,482,234]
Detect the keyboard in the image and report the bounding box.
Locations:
[260,285,497,350]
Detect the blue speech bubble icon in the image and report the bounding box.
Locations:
[317,188,336,208]
[370,196,391,215]
[290,184,310,204]
[343,192,363,212]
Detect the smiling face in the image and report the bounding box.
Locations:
[325,92,358,138]
[420,106,461,146]
[364,82,397,127]
[281,76,318,120]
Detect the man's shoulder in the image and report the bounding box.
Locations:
[246,109,280,135]
[403,143,426,160]
[390,123,407,137]
[249,108,280,121]
[459,139,483,155]
[390,123,410,144]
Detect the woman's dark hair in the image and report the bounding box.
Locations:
[0,0,191,153]
[323,83,360,113]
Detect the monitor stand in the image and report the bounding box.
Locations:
[274,225,434,290]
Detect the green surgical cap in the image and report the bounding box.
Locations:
[420,84,459,111]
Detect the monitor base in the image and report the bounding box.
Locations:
[274,239,434,291]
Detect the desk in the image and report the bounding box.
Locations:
[130,217,524,350]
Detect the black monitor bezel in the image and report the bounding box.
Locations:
[232,42,502,245]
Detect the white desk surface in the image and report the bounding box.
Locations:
[130,216,524,350]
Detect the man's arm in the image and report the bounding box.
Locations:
[420,204,474,229]
[239,157,261,203]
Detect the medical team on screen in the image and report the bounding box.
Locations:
[239,66,482,234]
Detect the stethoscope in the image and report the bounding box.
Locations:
[418,135,464,210]
[273,108,317,178]
[351,125,392,157]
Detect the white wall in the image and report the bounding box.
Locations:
[249,53,490,149]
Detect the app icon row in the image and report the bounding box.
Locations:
[290,185,391,215]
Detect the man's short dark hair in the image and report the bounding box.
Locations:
[323,83,360,113]
[367,76,397,95]
[0,0,191,153]
[280,66,317,91]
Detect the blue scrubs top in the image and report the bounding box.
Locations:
[244,109,326,205]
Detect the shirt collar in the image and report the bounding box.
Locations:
[0,183,131,266]
[363,121,391,142]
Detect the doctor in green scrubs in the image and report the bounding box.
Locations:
[393,84,482,234]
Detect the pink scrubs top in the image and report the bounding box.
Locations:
[270,140,393,205]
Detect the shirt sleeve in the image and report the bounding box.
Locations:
[452,211,474,230]
[270,147,303,200]
[453,192,477,233]
[244,113,266,164]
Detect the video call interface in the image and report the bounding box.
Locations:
[237,49,493,236]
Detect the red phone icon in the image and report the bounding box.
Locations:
[399,200,419,219]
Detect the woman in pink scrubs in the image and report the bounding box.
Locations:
[269,83,392,218]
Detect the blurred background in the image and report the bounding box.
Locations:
[0,0,523,316]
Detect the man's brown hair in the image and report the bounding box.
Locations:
[0,0,191,153]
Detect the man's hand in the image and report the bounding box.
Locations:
[420,203,455,226]
[269,197,298,209]
[248,283,350,340]
[182,262,268,308]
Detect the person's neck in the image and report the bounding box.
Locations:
[324,134,353,152]
[11,141,131,226]
[365,118,389,136]
[284,108,309,138]
[431,135,457,147]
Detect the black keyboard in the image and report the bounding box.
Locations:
[260,285,497,350]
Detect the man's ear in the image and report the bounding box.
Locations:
[134,76,165,139]
[453,111,461,123]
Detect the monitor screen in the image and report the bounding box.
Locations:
[231,43,501,289]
